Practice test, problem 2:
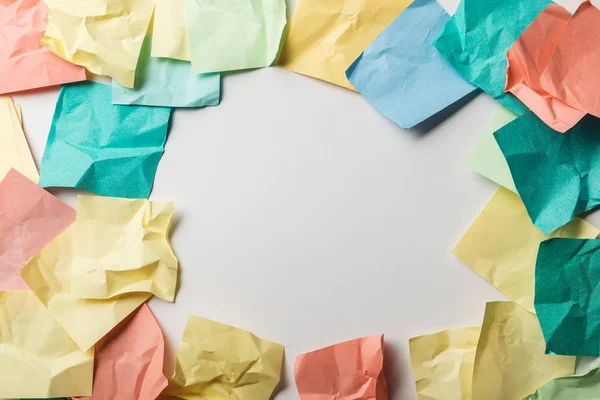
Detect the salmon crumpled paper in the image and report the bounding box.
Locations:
[0,97,39,182]
[294,335,387,400]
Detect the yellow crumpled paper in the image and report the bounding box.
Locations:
[70,195,178,302]
[454,187,599,313]
[41,0,155,88]
[21,226,150,351]
[165,315,285,400]
[472,302,575,400]
[151,0,190,61]
[0,97,38,182]
[279,0,411,90]
[409,327,480,400]
[0,291,94,398]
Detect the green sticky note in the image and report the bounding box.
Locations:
[535,239,600,356]
[523,368,600,400]
[39,81,171,199]
[432,0,551,114]
[112,36,220,108]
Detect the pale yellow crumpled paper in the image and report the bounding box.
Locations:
[151,0,190,61]
[0,97,38,182]
[409,327,480,400]
[0,291,94,398]
[70,195,178,302]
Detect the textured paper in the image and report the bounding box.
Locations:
[409,328,480,400]
[295,335,387,400]
[39,81,171,199]
[346,0,476,129]
[0,97,39,182]
[41,0,155,88]
[454,187,599,313]
[72,196,178,302]
[279,0,412,90]
[524,368,600,400]
[166,316,284,400]
[432,0,551,114]
[0,169,74,290]
[0,291,94,398]
[495,113,600,235]
[183,0,287,73]
[21,226,150,351]
[151,0,190,61]
[74,304,167,400]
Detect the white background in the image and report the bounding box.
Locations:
[12,0,597,399]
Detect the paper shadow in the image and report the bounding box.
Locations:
[271,351,289,399]
[384,339,407,399]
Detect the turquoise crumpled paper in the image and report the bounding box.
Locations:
[524,368,600,400]
[39,81,171,199]
[432,0,551,114]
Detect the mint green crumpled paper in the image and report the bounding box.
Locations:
[524,368,600,399]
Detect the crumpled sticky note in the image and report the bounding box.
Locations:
[294,335,387,400]
[165,315,284,400]
[505,4,585,133]
[454,187,599,313]
[279,0,412,90]
[0,291,94,398]
[39,81,171,199]
[535,238,600,356]
[0,97,39,182]
[345,0,477,129]
[74,304,167,400]
[432,0,551,114]
[151,0,190,61]
[409,328,480,400]
[71,195,178,302]
[41,0,155,88]
[494,113,600,235]
[183,0,286,73]
[523,368,600,400]
[112,36,220,108]
[21,226,150,351]
[0,169,74,290]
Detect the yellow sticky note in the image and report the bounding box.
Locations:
[453,187,599,313]
[41,0,155,88]
[71,195,178,302]
[0,291,94,398]
[472,302,575,400]
[21,226,150,351]
[151,0,190,61]
[279,0,411,90]
[0,97,38,182]
[166,315,284,400]
[409,327,480,400]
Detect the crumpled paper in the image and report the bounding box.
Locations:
[524,368,600,400]
[71,195,178,302]
[41,0,155,88]
[151,0,190,61]
[183,0,287,73]
[472,302,575,400]
[345,0,476,129]
[409,328,480,400]
[0,291,94,398]
[294,335,387,400]
[505,4,585,133]
[20,226,150,351]
[112,36,220,108]
[0,97,39,182]
[165,315,284,400]
[494,113,600,235]
[0,168,74,290]
[454,187,599,313]
[279,0,412,90]
[432,0,551,114]
[74,304,167,400]
[535,238,600,356]
[38,81,171,199]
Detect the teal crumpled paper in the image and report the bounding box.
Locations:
[523,368,600,400]
[112,36,221,108]
[495,113,600,235]
[432,0,551,114]
[535,238,600,356]
[39,81,171,199]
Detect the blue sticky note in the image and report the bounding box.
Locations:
[346,0,477,129]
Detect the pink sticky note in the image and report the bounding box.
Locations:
[0,0,86,95]
[505,4,585,133]
[0,168,75,290]
[294,335,387,400]
[75,304,168,400]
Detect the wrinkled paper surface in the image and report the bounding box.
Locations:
[0,97,39,182]
[151,0,190,61]
[524,368,600,400]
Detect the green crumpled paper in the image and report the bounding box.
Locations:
[523,368,600,400]
[495,113,600,235]
[535,238,600,356]
[432,0,551,114]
